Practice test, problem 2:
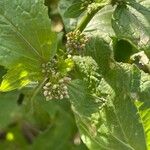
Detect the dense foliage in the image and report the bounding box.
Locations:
[0,0,150,149]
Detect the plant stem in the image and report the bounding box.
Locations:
[75,4,105,32]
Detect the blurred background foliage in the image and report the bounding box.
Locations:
[0,66,87,150]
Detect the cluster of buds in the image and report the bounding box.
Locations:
[80,0,94,10]
[41,58,57,76]
[43,77,71,100]
[66,30,89,54]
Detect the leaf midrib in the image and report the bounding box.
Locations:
[0,13,43,60]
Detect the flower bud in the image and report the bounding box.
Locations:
[66,30,89,54]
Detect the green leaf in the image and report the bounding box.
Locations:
[69,80,101,117]
[0,0,57,68]
[0,0,58,91]
[85,5,115,42]
[86,37,112,75]
[58,0,78,31]
[69,65,148,149]
[127,0,150,57]
[0,64,31,92]
[64,2,83,18]
[137,73,150,149]
[112,4,150,52]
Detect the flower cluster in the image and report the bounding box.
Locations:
[43,77,71,100]
[66,30,89,54]
[41,58,57,76]
[41,56,73,100]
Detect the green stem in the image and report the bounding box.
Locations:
[30,77,48,113]
[75,4,105,32]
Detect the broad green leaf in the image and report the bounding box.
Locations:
[69,65,148,149]
[0,0,57,91]
[85,37,112,75]
[85,5,115,42]
[64,2,83,18]
[128,1,150,22]
[0,0,57,68]
[68,80,101,117]
[127,0,150,57]
[0,64,31,92]
[137,73,150,149]
[112,4,150,52]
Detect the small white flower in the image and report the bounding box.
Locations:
[60,95,64,99]
[52,84,58,89]
[45,82,51,87]
[44,91,49,96]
